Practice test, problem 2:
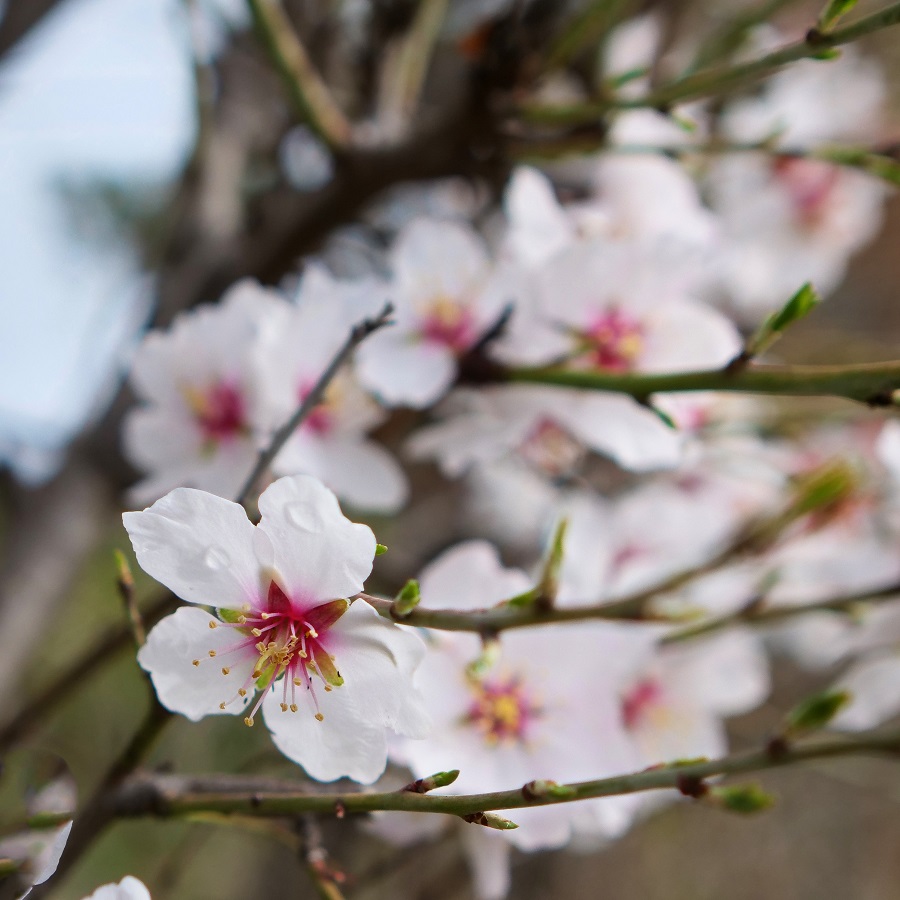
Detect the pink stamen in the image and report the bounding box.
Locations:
[621,678,663,730]
[581,308,645,371]
[192,381,246,442]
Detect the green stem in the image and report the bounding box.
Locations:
[246,0,352,150]
[114,726,900,819]
[506,360,900,406]
[521,1,900,123]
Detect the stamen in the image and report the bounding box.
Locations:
[208,621,217,629]
[192,659,200,667]
[244,716,254,726]
[315,713,324,722]
[290,704,298,712]
[208,650,217,658]
[221,667,230,675]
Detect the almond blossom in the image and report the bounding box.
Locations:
[123,280,280,505]
[81,878,151,900]
[389,541,657,892]
[707,47,888,317]
[124,474,429,783]
[256,264,408,512]
[355,217,513,408]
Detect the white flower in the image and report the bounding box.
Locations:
[708,49,888,317]
[123,280,280,505]
[81,877,152,900]
[356,218,511,408]
[124,474,429,783]
[499,239,740,371]
[407,385,683,478]
[257,264,408,513]
[830,648,900,731]
[392,542,655,856]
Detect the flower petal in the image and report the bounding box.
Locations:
[257,474,375,603]
[137,607,256,721]
[123,488,262,609]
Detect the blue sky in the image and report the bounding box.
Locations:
[0,0,196,480]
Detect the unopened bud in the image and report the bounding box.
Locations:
[461,811,519,830]
[403,769,461,793]
[375,543,388,556]
[522,780,577,801]
[785,690,850,735]
[392,579,421,617]
[708,783,775,814]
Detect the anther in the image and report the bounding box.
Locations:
[208,650,217,657]
[251,628,263,636]
[324,686,332,692]
[237,615,247,624]
[221,667,230,675]
[261,612,272,619]
[307,628,318,639]
[293,678,302,685]
[238,689,247,697]
[280,703,288,712]
[290,704,298,712]
[315,713,324,722]
[192,659,200,667]
[244,716,254,727]
[219,702,226,710]
[208,620,217,629]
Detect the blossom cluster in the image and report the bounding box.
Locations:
[116,17,900,900]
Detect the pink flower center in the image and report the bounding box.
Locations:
[771,157,840,229]
[580,309,645,371]
[621,677,664,731]
[518,417,584,477]
[185,381,247,443]
[419,297,477,352]
[297,382,335,436]
[466,676,541,745]
[195,581,349,726]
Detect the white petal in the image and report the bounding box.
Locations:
[256,475,375,602]
[123,488,262,609]
[81,877,152,900]
[137,607,255,721]
[832,653,900,731]
[876,420,900,482]
[419,541,531,611]
[643,301,741,373]
[459,827,512,900]
[356,332,457,408]
[503,166,573,267]
[276,436,409,514]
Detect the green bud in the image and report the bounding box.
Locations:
[392,579,421,617]
[786,690,851,735]
[535,517,568,608]
[789,459,857,519]
[461,811,519,830]
[746,283,820,358]
[404,769,460,793]
[818,0,859,32]
[709,783,775,814]
[523,779,577,800]
[219,607,244,624]
[375,543,388,556]
[811,47,842,61]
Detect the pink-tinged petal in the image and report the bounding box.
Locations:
[356,332,457,408]
[552,392,683,472]
[419,541,531,611]
[123,488,262,609]
[329,599,430,738]
[832,654,900,731]
[256,475,375,602]
[503,166,574,267]
[459,826,512,900]
[137,607,256,721]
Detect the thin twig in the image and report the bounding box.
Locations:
[247,0,352,150]
[109,725,900,820]
[235,303,394,507]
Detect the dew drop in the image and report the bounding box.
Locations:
[285,503,320,532]
[204,547,230,570]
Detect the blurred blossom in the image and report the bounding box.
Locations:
[279,125,334,192]
[80,878,152,900]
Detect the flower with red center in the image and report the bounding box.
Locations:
[466,676,541,746]
[418,297,478,351]
[580,308,645,371]
[620,677,664,731]
[185,381,247,445]
[125,474,429,783]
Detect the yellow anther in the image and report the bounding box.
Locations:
[315,713,324,722]
[221,667,230,675]
[237,615,247,624]
[251,628,263,636]
[244,716,254,727]
[299,650,307,658]
[293,678,302,686]
[290,704,298,712]
[306,628,318,639]
[252,670,261,679]
[280,703,288,712]
[208,650,217,658]
[208,620,217,629]
[219,702,226,710]
[255,642,266,652]
[324,686,332,693]
[192,659,200,667]
[238,688,247,697]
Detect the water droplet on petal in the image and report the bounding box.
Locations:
[204,547,230,570]
[286,503,321,532]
